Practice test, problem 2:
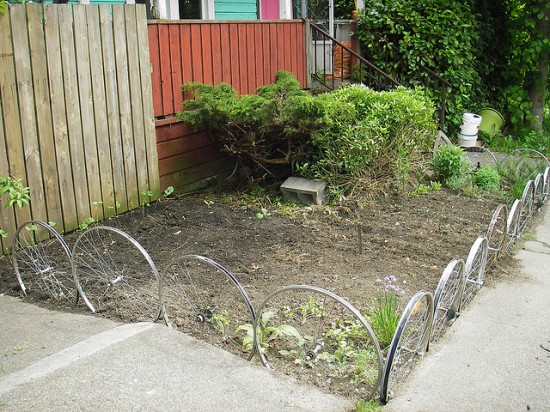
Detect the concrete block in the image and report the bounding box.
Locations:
[280,177,326,205]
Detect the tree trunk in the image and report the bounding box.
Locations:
[527,3,549,131]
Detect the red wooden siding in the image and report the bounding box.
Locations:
[148,20,307,118]
[155,119,236,191]
[148,20,307,192]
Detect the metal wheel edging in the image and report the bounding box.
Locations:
[71,225,163,320]
[253,284,384,396]
[380,290,434,404]
[12,220,72,297]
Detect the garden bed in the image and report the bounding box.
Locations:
[0,188,516,400]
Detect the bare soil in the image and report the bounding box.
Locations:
[0,188,512,322]
[0,188,515,400]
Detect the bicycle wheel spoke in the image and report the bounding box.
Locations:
[12,221,74,301]
[462,237,488,307]
[519,180,535,231]
[432,259,465,340]
[485,204,508,266]
[71,226,162,322]
[381,291,433,404]
[506,199,522,250]
[255,285,383,400]
[161,255,255,360]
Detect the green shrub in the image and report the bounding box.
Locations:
[474,167,501,190]
[297,85,437,197]
[432,145,471,186]
[354,0,492,131]
[178,74,438,199]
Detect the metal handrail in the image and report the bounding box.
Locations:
[309,22,448,128]
[309,21,400,92]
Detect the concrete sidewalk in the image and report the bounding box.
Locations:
[0,297,352,411]
[384,204,550,411]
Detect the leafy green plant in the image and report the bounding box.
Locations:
[140,190,154,207]
[355,399,383,412]
[496,155,546,199]
[163,186,175,198]
[79,217,96,231]
[297,85,437,198]
[207,310,231,337]
[354,0,491,130]
[412,181,441,197]
[0,176,30,238]
[203,199,214,208]
[369,275,405,349]
[255,208,271,220]
[474,167,501,191]
[236,310,302,352]
[432,145,472,187]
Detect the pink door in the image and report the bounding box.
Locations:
[261,0,280,19]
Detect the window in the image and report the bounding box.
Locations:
[180,0,201,19]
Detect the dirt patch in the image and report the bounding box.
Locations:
[0,188,514,399]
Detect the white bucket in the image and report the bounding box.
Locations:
[458,133,477,148]
[460,113,482,136]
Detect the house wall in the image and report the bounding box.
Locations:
[214,0,257,20]
[148,20,308,192]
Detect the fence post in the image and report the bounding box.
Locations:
[304,19,312,89]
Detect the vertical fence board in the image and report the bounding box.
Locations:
[0,85,16,254]
[253,24,263,87]
[262,23,271,83]
[0,7,32,243]
[74,5,104,222]
[190,24,203,81]
[297,23,306,86]
[168,25,183,113]
[269,23,283,80]
[158,24,172,116]
[290,23,298,75]
[238,24,248,93]
[100,5,128,214]
[27,5,64,232]
[136,5,160,199]
[44,5,78,233]
[87,6,116,218]
[11,5,49,241]
[229,23,240,92]
[220,24,231,84]
[0,100,16,253]
[180,24,193,88]
[245,24,256,93]
[211,24,223,85]
[59,5,91,226]
[125,6,149,204]
[200,25,213,85]
[113,5,139,210]
[148,25,162,118]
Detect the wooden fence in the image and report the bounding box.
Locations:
[0,4,160,254]
[147,20,308,191]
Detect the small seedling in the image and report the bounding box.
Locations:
[163,186,174,197]
[141,190,154,207]
[255,208,271,219]
[204,199,214,208]
[79,217,96,230]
